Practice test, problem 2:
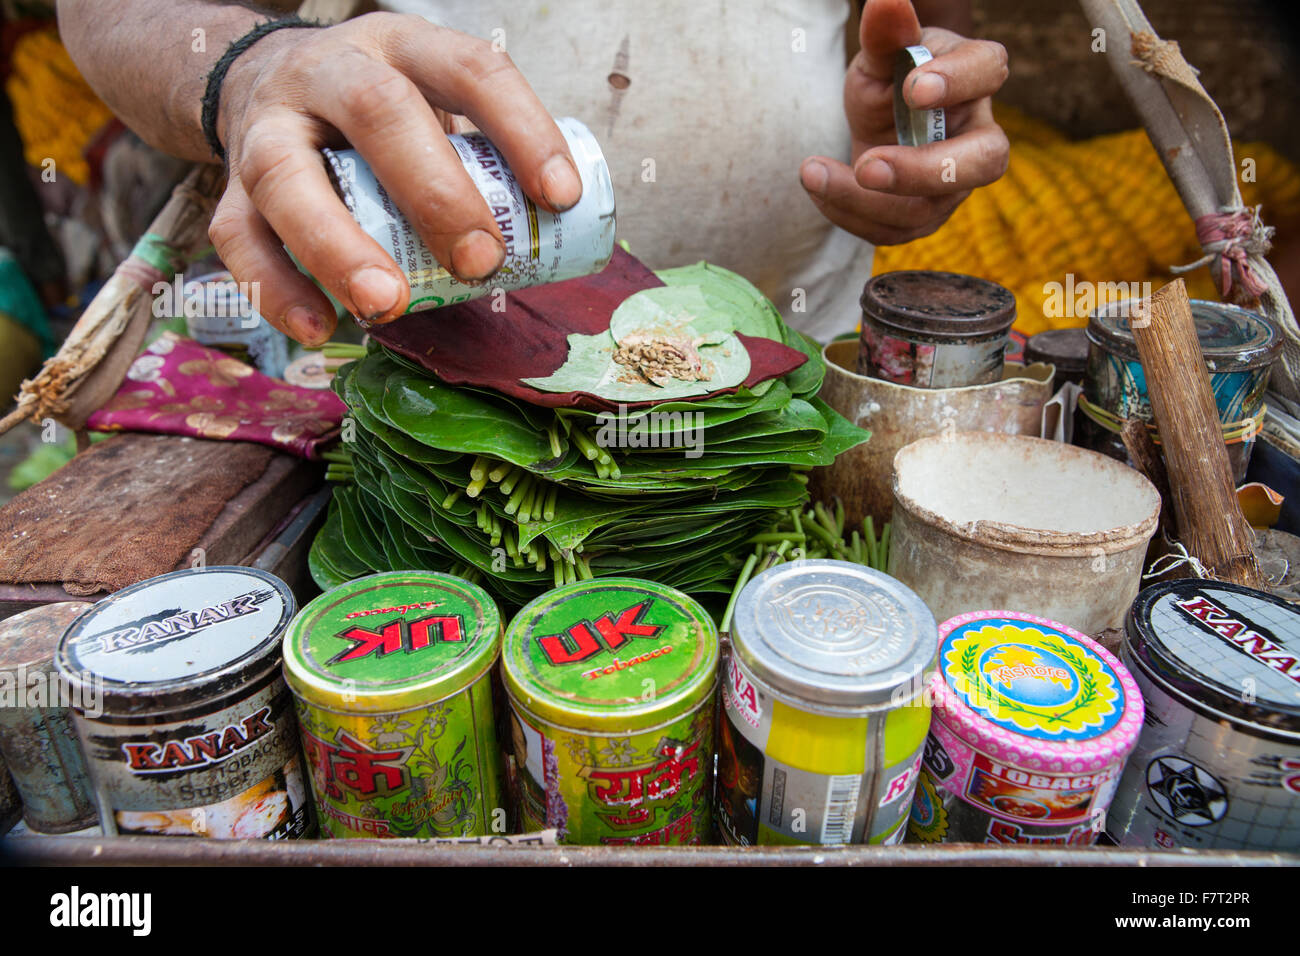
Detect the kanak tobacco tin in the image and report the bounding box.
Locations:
[55,567,312,839]
[283,571,504,838]
[721,560,936,846]
[501,578,718,846]
[1107,581,1300,851]
[912,611,1144,846]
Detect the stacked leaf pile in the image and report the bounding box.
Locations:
[311,263,870,607]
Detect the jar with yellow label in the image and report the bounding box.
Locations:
[720,560,937,846]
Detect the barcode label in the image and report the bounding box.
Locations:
[819,774,861,844]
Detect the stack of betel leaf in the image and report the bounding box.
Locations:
[311,249,870,608]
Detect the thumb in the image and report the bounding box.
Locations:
[858,0,924,83]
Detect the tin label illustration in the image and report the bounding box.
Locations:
[284,573,505,839]
[294,680,500,839]
[718,654,926,846]
[509,699,712,845]
[77,677,312,839]
[1106,659,1300,851]
[941,619,1124,740]
[501,579,718,845]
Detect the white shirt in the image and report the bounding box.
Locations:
[382,0,873,341]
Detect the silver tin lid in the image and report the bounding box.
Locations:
[56,566,295,717]
[730,560,937,710]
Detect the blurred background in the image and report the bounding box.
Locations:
[2,0,1300,494]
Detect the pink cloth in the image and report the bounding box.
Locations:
[87,332,345,459]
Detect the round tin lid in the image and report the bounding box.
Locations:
[861,271,1016,339]
[0,602,89,670]
[1087,299,1282,370]
[283,571,501,714]
[1125,580,1300,736]
[502,578,718,732]
[1025,328,1089,374]
[55,567,295,717]
[730,560,937,711]
[932,611,1144,772]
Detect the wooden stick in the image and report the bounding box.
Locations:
[1131,279,1262,587]
[1120,417,1172,538]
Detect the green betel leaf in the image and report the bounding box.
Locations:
[522,286,752,400]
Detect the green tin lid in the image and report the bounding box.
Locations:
[283,571,501,714]
[502,578,719,732]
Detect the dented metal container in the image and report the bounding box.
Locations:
[1107,581,1300,851]
[0,602,97,833]
[324,117,615,313]
[501,578,718,846]
[858,271,1017,388]
[282,571,504,839]
[721,560,937,846]
[813,340,1055,527]
[889,432,1161,637]
[55,567,313,839]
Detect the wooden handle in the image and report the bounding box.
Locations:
[1131,279,1262,587]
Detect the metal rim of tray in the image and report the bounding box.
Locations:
[3,836,1295,867]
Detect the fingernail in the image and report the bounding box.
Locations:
[285,305,327,345]
[910,72,947,108]
[800,160,829,197]
[858,157,895,190]
[347,266,403,319]
[540,154,583,211]
[451,229,506,281]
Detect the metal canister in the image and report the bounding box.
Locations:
[54,567,313,839]
[0,602,97,833]
[501,578,718,845]
[911,610,1144,845]
[324,117,615,314]
[1106,581,1300,851]
[858,270,1017,388]
[720,561,937,846]
[282,571,504,838]
[0,757,19,835]
[180,269,290,378]
[1078,299,1281,483]
[1024,327,1089,388]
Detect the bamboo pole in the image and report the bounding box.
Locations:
[1131,279,1263,587]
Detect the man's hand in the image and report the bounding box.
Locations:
[207,12,581,345]
[800,0,1009,246]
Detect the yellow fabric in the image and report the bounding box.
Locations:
[5,26,115,186]
[873,104,1300,336]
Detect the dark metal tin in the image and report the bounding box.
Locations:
[1025,328,1089,386]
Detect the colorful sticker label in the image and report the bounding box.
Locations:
[911,717,1110,845]
[940,619,1125,741]
[860,324,1005,388]
[718,654,927,846]
[294,675,502,839]
[508,697,712,845]
[73,675,313,839]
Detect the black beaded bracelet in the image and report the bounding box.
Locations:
[201,15,324,162]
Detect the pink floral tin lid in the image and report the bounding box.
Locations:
[930,610,1144,774]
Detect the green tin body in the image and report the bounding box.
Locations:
[501,578,719,845]
[283,571,504,838]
